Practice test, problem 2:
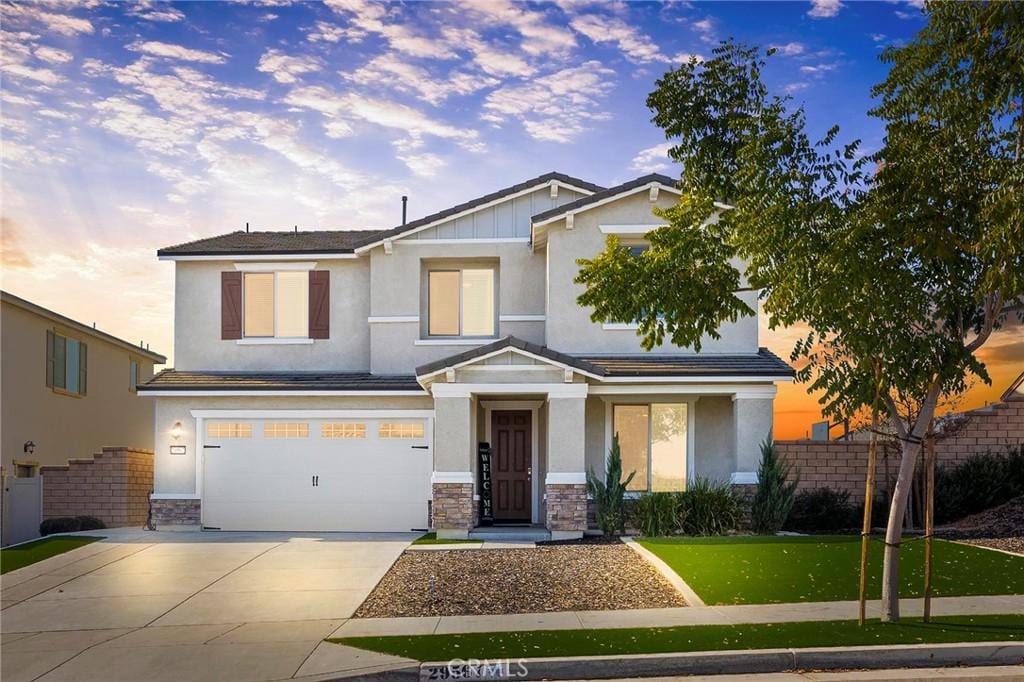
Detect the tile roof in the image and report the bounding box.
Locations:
[415,336,794,379]
[157,172,604,257]
[138,370,423,392]
[157,230,385,257]
[530,173,679,224]
[578,348,795,378]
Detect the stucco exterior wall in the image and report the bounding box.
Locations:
[368,241,546,374]
[153,394,433,496]
[544,192,759,355]
[1,299,158,474]
[172,258,371,372]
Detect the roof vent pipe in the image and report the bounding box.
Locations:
[246,222,249,233]
[401,195,408,226]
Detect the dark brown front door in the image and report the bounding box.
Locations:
[491,410,532,522]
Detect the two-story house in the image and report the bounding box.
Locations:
[139,172,793,539]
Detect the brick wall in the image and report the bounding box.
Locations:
[431,482,474,531]
[40,447,153,527]
[776,400,1024,501]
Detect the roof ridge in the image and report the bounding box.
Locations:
[530,172,680,225]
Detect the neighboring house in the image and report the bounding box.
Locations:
[139,172,794,539]
[1,291,166,475]
[1,292,166,544]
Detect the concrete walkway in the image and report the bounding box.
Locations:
[1,528,419,681]
[333,594,1024,638]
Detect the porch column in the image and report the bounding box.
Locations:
[731,391,776,486]
[545,385,589,540]
[432,394,475,539]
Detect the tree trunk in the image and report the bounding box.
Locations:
[880,387,941,622]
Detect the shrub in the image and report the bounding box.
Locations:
[678,477,740,536]
[935,446,1024,524]
[75,516,106,531]
[785,487,859,532]
[587,434,636,537]
[632,492,680,537]
[39,517,82,536]
[750,439,800,534]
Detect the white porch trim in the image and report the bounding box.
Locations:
[730,471,759,485]
[590,383,780,394]
[190,409,434,419]
[545,472,586,485]
[233,262,316,271]
[418,346,603,383]
[139,390,428,397]
[431,471,474,484]
[431,383,588,398]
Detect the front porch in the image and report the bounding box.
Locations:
[418,337,789,541]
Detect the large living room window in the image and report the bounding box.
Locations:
[427,268,495,337]
[612,403,688,492]
[243,271,308,338]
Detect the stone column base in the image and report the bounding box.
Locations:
[151,498,201,528]
[432,482,474,539]
[545,483,587,540]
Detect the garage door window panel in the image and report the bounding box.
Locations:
[379,422,425,439]
[321,423,366,438]
[264,422,309,439]
[207,422,252,438]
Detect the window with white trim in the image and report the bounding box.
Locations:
[321,422,366,439]
[207,422,252,438]
[243,271,308,338]
[612,403,687,492]
[46,330,87,396]
[427,268,495,337]
[379,422,425,439]
[264,422,309,438]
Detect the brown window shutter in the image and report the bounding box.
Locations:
[222,271,243,339]
[46,329,55,387]
[79,342,87,396]
[309,270,330,339]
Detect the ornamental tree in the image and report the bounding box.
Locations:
[576,3,1022,622]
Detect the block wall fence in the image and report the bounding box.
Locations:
[775,400,1024,501]
[40,447,154,527]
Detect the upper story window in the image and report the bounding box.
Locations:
[427,268,495,337]
[46,330,87,397]
[243,271,308,338]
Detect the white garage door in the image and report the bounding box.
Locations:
[202,415,432,532]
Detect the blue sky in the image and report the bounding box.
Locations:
[3,1,1019,433]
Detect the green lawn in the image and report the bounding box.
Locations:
[412,532,482,545]
[1,535,104,574]
[332,614,1024,661]
[638,535,1024,605]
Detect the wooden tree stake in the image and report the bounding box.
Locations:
[858,369,882,626]
[923,433,936,622]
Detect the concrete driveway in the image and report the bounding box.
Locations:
[1,528,419,681]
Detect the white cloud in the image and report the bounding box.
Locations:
[325,0,457,59]
[808,0,843,19]
[396,151,446,178]
[481,60,615,143]
[256,49,321,84]
[127,2,187,23]
[800,63,838,76]
[35,46,74,64]
[306,20,361,43]
[770,42,805,57]
[461,0,576,58]
[570,14,672,64]
[783,82,811,94]
[285,85,484,151]
[692,17,716,44]
[441,27,536,78]
[629,142,675,173]
[5,6,95,36]
[127,41,227,64]
[1,62,62,86]
[344,53,498,106]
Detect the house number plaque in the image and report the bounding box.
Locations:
[478,442,493,526]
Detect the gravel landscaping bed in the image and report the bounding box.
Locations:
[355,543,687,617]
[938,496,1024,555]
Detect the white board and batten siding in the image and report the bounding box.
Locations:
[202,416,431,532]
[403,186,587,240]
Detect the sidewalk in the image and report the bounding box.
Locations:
[332,594,1024,638]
